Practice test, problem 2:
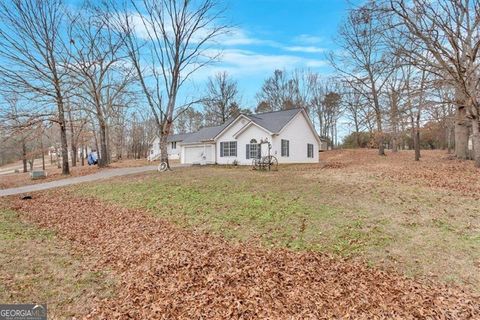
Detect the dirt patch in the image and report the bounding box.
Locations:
[10,190,480,319]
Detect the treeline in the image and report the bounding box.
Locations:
[175,69,343,150]
[1,0,478,172]
[0,0,228,174]
[331,0,479,165]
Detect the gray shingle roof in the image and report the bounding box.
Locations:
[181,116,236,144]
[167,133,190,143]
[179,108,304,144]
[246,108,302,133]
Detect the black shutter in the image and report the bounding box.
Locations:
[257,144,262,159]
[246,144,250,159]
[220,142,224,157]
[233,142,237,156]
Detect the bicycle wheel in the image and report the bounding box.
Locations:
[158,161,168,172]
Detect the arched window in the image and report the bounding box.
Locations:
[247,139,261,159]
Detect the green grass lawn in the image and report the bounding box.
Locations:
[75,165,480,292]
[0,203,116,318]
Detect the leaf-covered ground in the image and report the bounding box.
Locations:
[320,149,480,197]
[0,201,115,319]
[10,190,480,319]
[76,149,480,294]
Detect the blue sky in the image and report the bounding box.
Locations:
[192,0,351,108]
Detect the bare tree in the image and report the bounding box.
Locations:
[309,76,342,148]
[111,0,228,169]
[389,0,480,165]
[256,69,312,112]
[203,71,240,125]
[0,0,72,174]
[343,85,368,148]
[68,7,134,167]
[175,108,204,133]
[331,2,395,155]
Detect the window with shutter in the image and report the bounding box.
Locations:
[281,139,289,157]
[307,143,314,158]
[220,141,237,157]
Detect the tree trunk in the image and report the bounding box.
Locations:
[391,90,399,153]
[160,119,173,168]
[22,138,27,173]
[68,106,77,167]
[454,89,469,159]
[98,121,109,167]
[455,110,469,159]
[81,145,85,166]
[471,117,480,167]
[370,72,384,156]
[40,137,45,171]
[56,147,61,168]
[57,96,70,175]
[447,126,452,154]
[105,124,111,164]
[377,116,385,156]
[92,127,100,157]
[414,128,420,161]
[378,135,385,155]
[415,109,421,160]
[159,133,169,165]
[392,133,398,153]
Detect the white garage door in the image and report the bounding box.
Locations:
[184,145,214,164]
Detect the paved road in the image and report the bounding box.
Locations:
[0,165,168,197]
[0,158,48,176]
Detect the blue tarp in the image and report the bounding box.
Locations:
[87,152,98,165]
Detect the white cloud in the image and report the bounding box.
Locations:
[190,48,327,80]
[283,46,325,53]
[294,34,323,45]
[217,28,276,46]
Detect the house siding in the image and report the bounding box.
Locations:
[271,113,319,164]
[175,110,320,165]
[216,121,272,165]
[148,137,181,161]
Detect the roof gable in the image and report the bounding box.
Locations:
[181,116,237,144]
[245,108,302,134]
[175,108,317,145]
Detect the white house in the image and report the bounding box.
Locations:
[178,108,320,165]
[148,133,189,161]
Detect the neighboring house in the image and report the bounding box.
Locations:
[148,133,189,161]
[179,108,320,165]
[319,138,328,152]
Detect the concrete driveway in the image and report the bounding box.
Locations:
[0,165,182,197]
